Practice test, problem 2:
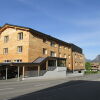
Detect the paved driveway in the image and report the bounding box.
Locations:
[0,74,100,100]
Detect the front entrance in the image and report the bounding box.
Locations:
[48,60,56,66]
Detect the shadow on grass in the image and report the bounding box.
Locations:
[9,80,100,100]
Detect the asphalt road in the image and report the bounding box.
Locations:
[0,74,100,100]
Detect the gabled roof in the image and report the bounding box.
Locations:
[0,24,83,53]
[0,24,70,46]
[0,24,30,33]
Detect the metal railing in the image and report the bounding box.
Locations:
[48,66,56,71]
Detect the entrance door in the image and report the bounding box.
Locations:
[48,60,56,66]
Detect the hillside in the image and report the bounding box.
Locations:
[92,55,100,62]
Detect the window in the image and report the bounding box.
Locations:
[18,32,23,40]
[48,60,56,66]
[59,53,62,57]
[4,36,9,43]
[64,47,67,49]
[59,45,62,49]
[43,39,47,43]
[3,48,8,54]
[69,63,71,67]
[17,46,23,53]
[4,60,11,63]
[75,62,77,66]
[50,51,56,57]
[68,48,70,51]
[14,59,22,62]
[68,55,71,59]
[43,48,47,55]
[51,41,56,47]
[64,54,67,58]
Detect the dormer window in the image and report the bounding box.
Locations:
[18,32,23,40]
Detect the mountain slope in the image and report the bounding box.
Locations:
[92,55,100,62]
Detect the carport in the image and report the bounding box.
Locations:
[0,63,40,81]
[0,57,66,81]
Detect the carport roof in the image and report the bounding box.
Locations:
[0,57,66,67]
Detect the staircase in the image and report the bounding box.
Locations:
[43,67,67,78]
[23,66,67,80]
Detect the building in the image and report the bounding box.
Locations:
[91,62,100,71]
[0,24,85,80]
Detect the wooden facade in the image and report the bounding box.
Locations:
[0,24,85,71]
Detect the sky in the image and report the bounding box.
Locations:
[0,0,100,60]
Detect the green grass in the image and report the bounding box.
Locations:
[85,70,99,74]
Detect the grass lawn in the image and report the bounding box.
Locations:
[85,70,100,74]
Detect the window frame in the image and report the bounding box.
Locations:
[14,59,22,63]
[17,46,23,53]
[50,51,56,57]
[4,35,9,43]
[50,41,56,47]
[18,32,23,40]
[3,48,8,54]
[43,38,47,43]
[4,60,11,63]
[64,54,67,58]
[43,48,47,55]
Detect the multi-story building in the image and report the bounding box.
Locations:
[0,24,85,80]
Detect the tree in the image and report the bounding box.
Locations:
[85,62,92,70]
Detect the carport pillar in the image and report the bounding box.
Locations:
[46,60,48,71]
[6,67,8,80]
[56,60,57,67]
[22,66,25,78]
[38,65,40,76]
[17,66,20,81]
